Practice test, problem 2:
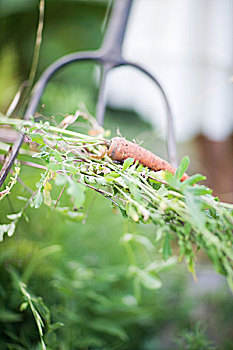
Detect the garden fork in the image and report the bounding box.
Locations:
[0,0,177,188]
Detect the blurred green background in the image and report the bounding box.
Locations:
[0,1,232,349]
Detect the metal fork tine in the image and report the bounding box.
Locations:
[0,52,99,188]
[0,0,177,188]
[123,61,177,167]
[0,134,24,187]
[96,63,113,126]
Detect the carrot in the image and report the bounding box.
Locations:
[107,137,189,182]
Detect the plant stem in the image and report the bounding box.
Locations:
[0,117,105,143]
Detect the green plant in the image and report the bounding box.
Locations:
[0,2,232,348]
[175,322,216,350]
[0,115,232,292]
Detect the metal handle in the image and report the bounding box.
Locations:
[101,0,134,58]
[0,0,178,188]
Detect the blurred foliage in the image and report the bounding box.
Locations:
[0,1,232,349]
[175,322,216,350]
[0,45,20,112]
[0,169,232,349]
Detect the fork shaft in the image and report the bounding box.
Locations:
[101,0,134,58]
[123,61,177,166]
[96,63,113,126]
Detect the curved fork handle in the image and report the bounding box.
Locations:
[0,52,101,188]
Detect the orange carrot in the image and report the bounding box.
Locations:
[107,137,189,182]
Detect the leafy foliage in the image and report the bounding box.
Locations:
[1,1,232,349]
[175,322,216,350]
[0,116,232,290]
[0,115,233,349]
[1,236,232,350]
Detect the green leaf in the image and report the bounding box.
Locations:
[67,181,86,208]
[133,235,154,252]
[122,157,134,171]
[7,222,16,237]
[127,204,139,222]
[181,173,206,186]
[157,185,168,198]
[185,193,205,230]
[163,232,172,260]
[187,185,212,196]
[54,150,63,162]
[141,272,162,290]
[0,222,17,240]
[29,126,38,133]
[105,173,127,188]
[84,175,96,184]
[135,268,162,290]
[187,257,197,281]
[118,206,127,219]
[175,156,190,180]
[20,302,28,312]
[48,322,64,333]
[95,177,108,186]
[122,233,154,251]
[33,190,43,209]
[129,182,142,202]
[0,225,7,241]
[136,163,144,172]
[163,171,181,190]
[147,257,177,273]
[36,171,48,189]
[7,212,22,221]
[105,171,120,179]
[30,133,45,145]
